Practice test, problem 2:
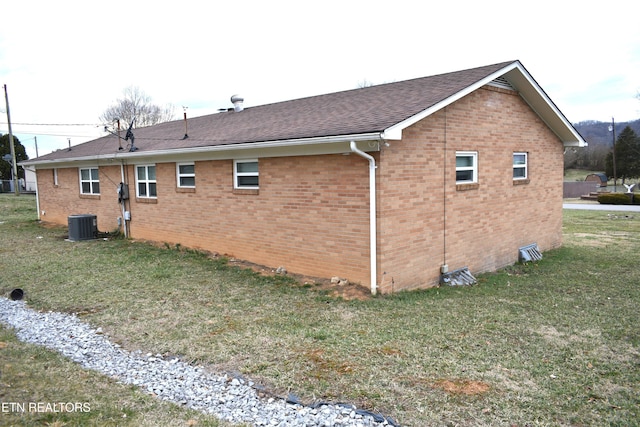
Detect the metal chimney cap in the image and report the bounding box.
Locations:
[230,94,244,112]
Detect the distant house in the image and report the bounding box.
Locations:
[21,61,586,294]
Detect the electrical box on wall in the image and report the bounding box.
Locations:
[118,183,129,202]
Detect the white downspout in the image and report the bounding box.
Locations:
[120,163,128,238]
[350,141,377,295]
[31,167,40,219]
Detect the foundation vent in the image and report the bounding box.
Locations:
[441,267,477,286]
[519,243,542,263]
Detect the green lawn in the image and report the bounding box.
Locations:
[1,194,639,426]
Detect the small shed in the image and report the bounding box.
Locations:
[585,173,608,187]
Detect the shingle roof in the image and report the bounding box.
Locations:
[29,61,539,162]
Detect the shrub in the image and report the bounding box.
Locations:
[597,193,634,205]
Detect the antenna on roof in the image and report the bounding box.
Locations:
[102,118,135,151]
[125,117,137,152]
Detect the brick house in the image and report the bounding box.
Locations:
[22,60,586,294]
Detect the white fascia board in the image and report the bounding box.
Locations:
[503,63,587,147]
[562,140,588,148]
[19,157,105,169]
[382,63,522,140]
[21,132,383,169]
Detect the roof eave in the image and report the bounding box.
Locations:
[20,132,384,168]
[502,63,587,148]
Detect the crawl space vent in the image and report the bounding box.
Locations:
[519,243,542,262]
[441,267,477,286]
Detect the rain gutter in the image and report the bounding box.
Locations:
[20,133,383,168]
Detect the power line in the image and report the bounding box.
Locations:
[0,121,102,126]
[0,129,99,138]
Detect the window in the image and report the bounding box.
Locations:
[177,163,195,188]
[79,167,100,194]
[513,152,528,179]
[234,159,259,189]
[53,168,58,186]
[136,165,157,198]
[455,152,478,184]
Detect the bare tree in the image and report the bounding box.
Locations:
[357,79,375,88]
[100,86,175,128]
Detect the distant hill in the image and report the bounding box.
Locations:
[573,119,640,147]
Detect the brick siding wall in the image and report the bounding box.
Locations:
[129,156,371,283]
[377,86,564,293]
[37,155,373,285]
[37,165,124,231]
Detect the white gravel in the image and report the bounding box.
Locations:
[0,297,398,426]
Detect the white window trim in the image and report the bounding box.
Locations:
[513,152,528,180]
[176,162,195,188]
[79,167,100,194]
[455,151,478,184]
[234,159,259,189]
[136,164,157,198]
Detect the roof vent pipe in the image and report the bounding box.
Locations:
[182,108,189,139]
[231,95,244,112]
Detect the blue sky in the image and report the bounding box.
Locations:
[1,0,639,159]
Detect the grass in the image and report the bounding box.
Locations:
[1,193,639,426]
[564,168,639,190]
[0,327,237,427]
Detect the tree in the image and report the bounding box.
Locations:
[615,126,640,181]
[100,86,175,129]
[357,79,375,88]
[605,126,640,184]
[0,134,28,180]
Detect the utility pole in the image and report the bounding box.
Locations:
[3,84,19,196]
[609,117,617,192]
